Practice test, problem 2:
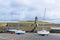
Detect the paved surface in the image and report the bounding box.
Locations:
[0,33,60,40]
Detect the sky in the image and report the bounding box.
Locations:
[0,0,60,23]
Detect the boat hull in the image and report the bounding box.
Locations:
[37,30,49,36]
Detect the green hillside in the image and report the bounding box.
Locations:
[0,21,52,33]
[19,21,52,24]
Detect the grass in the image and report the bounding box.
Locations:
[19,21,51,24]
[0,21,52,32]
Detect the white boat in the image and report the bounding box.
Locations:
[7,29,25,34]
[15,30,25,34]
[7,29,17,32]
[37,30,50,36]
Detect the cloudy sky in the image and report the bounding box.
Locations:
[0,0,60,23]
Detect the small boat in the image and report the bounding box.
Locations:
[37,30,50,36]
[7,29,25,34]
[7,29,16,34]
[15,30,25,34]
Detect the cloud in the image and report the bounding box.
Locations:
[0,0,60,23]
[45,8,60,19]
[45,0,56,4]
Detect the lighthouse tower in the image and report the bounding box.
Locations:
[34,16,38,27]
[31,16,38,32]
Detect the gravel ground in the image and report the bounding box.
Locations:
[0,33,60,40]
